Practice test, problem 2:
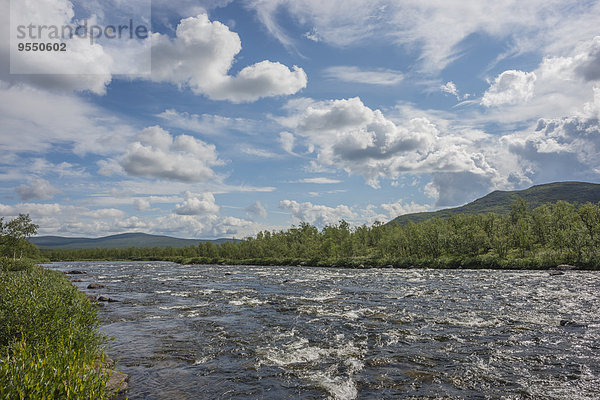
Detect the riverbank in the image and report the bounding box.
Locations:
[176,255,595,270]
[0,259,125,399]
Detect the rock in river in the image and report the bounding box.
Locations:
[98,296,119,302]
[88,283,106,289]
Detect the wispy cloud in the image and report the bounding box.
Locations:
[323,66,404,85]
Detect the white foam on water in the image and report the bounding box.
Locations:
[151,277,182,281]
[195,289,216,295]
[170,291,191,297]
[305,370,358,400]
[229,296,267,306]
[257,337,365,399]
[155,290,172,294]
[193,356,212,365]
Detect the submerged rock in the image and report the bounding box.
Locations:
[98,296,119,302]
[84,294,97,302]
[67,270,86,274]
[549,271,565,276]
[560,319,586,328]
[88,283,107,289]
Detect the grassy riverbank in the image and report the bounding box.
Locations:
[0,259,118,399]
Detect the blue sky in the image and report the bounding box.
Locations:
[1,0,600,238]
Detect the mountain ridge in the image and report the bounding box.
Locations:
[29,232,233,249]
[390,181,600,225]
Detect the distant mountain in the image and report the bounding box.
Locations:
[29,232,233,249]
[390,181,600,225]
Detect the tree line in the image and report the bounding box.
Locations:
[40,199,600,269]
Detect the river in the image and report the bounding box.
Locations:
[49,261,600,399]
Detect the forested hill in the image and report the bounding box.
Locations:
[29,232,232,249]
[390,181,600,225]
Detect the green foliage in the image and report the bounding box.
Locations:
[1,214,39,260]
[0,262,113,399]
[0,334,111,400]
[42,199,600,270]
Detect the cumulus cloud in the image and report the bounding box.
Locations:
[481,70,537,107]
[279,199,355,228]
[245,201,267,218]
[14,178,61,201]
[323,66,404,85]
[280,96,499,201]
[473,37,600,124]
[120,126,223,183]
[573,36,600,82]
[151,14,307,102]
[502,109,600,183]
[174,192,220,215]
[133,198,151,211]
[1,0,114,94]
[380,200,431,218]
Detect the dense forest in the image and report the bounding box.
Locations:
[41,199,600,270]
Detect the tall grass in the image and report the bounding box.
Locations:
[0,260,116,399]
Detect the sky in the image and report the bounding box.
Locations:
[1,0,600,239]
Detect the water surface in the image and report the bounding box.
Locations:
[50,262,600,399]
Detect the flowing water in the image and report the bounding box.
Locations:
[49,262,600,399]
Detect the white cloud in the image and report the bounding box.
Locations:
[156,109,258,135]
[174,192,220,215]
[80,208,127,219]
[120,126,223,183]
[298,177,341,184]
[133,198,151,211]
[481,70,537,107]
[0,202,67,218]
[278,131,295,154]
[241,146,280,159]
[278,96,515,205]
[245,201,267,218]
[249,0,600,72]
[1,0,114,94]
[474,37,600,124]
[0,82,137,155]
[440,81,460,99]
[381,200,431,218]
[323,66,404,85]
[281,97,494,188]
[150,13,307,102]
[279,199,355,228]
[14,178,62,201]
[502,104,600,183]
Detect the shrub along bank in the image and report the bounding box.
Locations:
[0,259,117,399]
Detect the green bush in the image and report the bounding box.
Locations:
[0,334,111,400]
[0,264,113,399]
[0,258,39,272]
[0,267,102,352]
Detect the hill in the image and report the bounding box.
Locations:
[29,232,233,250]
[390,181,600,225]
